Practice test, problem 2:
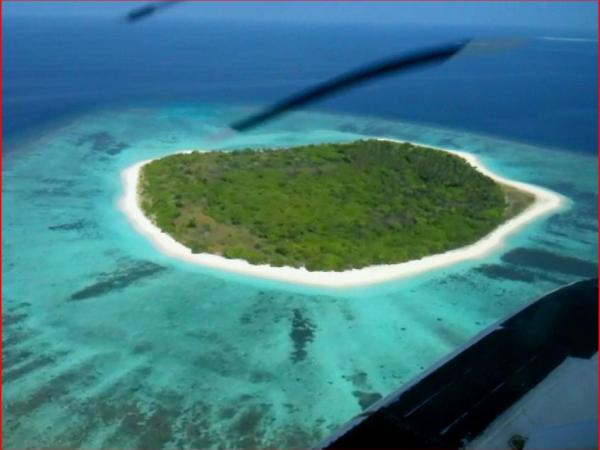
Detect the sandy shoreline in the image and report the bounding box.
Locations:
[118,140,565,288]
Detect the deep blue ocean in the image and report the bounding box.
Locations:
[3,15,598,449]
[4,16,598,152]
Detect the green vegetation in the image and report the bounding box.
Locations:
[139,139,534,271]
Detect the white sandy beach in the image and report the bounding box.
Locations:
[118,140,565,288]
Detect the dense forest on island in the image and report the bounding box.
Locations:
[139,140,534,270]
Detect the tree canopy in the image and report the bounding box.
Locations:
[139,139,533,270]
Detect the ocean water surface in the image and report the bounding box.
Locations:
[3,15,598,450]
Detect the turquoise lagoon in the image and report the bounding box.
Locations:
[3,105,598,448]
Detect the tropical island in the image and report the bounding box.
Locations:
[118,139,561,283]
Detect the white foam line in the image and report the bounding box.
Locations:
[118,141,566,288]
[540,36,597,43]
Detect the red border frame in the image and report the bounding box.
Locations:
[0,2,597,450]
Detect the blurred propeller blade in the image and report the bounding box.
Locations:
[229,40,469,132]
[125,1,182,23]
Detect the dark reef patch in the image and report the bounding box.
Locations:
[546,207,597,237]
[474,263,565,284]
[3,354,57,383]
[76,131,129,155]
[3,348,34,371]
[343,370,369,389]
[238,290,311,329]
[575,222,598,233]
[128,403,177,449]
[177,403,216,449]
[70,260,167,301]
[531,238,567,249]
[131,342,154,355]
[48,220,90,232]
[230,404,270,448]
[3,311,28,327]
[39,177,79,188]
[2,304,35,369]
[543,182,597,204]
[501,247,597,278]
[352,391,383,410]
[547,230,570,238]
[290,309,316,363]
[474,264,538,282]
[28,177,80,199]
[439,273,479,288]
[2,328,36,349]
[279,425,329,449]
[6,360,97,417]
[249,370,273,383]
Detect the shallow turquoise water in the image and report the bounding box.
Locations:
[3,105,597,449]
